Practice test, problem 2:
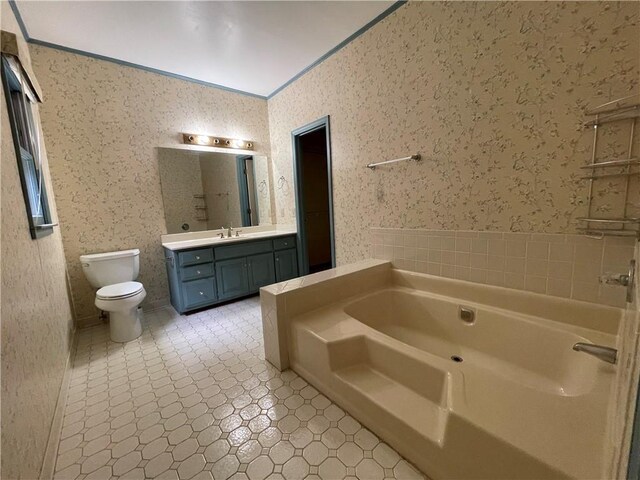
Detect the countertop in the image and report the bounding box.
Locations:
[162,229,297,251]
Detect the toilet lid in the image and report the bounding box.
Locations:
[97,281,144,300]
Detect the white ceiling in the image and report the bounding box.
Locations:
[15,1,396,98]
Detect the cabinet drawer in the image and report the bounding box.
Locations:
[180,262,214,281]
[215,240,272,260]
[178,248,214,266]
[181,277,217,310]
[273,236,296,251]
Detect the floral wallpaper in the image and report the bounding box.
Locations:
[30,45,271,326]
[1,4,75,478]
[253,154,275,225]
[268,1,640,266]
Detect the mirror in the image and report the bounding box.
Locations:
[158,148,273,234]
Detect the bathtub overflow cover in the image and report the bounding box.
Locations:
[451,355,463,363]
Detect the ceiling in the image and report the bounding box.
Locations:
[14,1,398,98]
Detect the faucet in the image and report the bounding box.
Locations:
[220,225,233,238]
[599,259,635,303]
[573,342,617,364]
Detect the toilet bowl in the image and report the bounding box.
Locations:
[80,249,146,342]
[95,281,146,342]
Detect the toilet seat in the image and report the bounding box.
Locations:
[96,281,144,300]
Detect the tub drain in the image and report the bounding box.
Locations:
[450,355,463,363]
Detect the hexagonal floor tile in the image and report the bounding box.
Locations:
[52,299,424,480]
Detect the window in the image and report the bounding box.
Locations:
[2,55,53,239]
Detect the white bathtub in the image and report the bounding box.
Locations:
[344,288,601,397]
[267,264,622,479]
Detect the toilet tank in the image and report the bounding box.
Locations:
[80,249,140,288]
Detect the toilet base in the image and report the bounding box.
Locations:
[109,307,142,342]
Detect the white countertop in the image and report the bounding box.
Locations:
[162,228,297,251]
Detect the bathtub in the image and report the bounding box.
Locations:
[267,262,622,479]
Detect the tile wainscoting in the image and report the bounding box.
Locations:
[371,228,637,308]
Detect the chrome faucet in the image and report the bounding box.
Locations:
[220,225,233,238]
[598,259,635,303]
[573,342,617,364]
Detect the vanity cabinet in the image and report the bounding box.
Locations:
[164,235,297,313]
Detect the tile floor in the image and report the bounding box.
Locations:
[54,297,426,480]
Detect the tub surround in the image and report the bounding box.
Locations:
[261,259,389,370]
[607,246,640,478]
[371,227,637,308]
[261,260,623,479]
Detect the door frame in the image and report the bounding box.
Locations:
[629,380,640,479]
[236,155,258,227]
[290,115,336,275]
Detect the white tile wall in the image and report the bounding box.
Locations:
[371,228,637,308]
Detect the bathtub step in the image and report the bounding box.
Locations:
[335,364,448,444]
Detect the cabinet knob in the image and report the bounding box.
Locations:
[195,256,200,260]
[276,258,279,262]
[196,270,201,274]
[199,291,204,295]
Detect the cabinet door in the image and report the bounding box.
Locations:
[215,257,249,300]
[247,252,276,292]
[275,248,299,282]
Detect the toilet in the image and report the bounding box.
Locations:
[80,249,146,342]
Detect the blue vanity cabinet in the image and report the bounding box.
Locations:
[275,248,299,282]
[164,234,299,314]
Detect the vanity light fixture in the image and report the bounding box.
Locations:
[182,133,254,150]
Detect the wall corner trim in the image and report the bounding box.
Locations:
[10,0,406,102]
[7,0,30,41]
[266,0,407,100]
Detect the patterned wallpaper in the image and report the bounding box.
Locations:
[268,1,640,266]
[30,45,271,326]
[254,154,275,225]
[1,4,75,478]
